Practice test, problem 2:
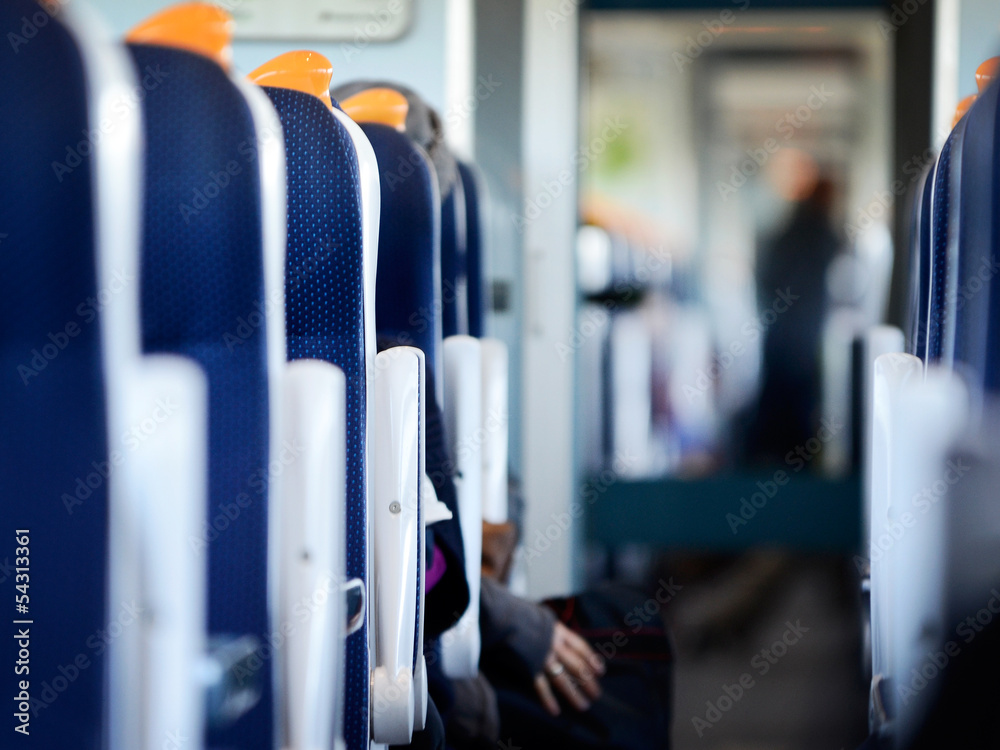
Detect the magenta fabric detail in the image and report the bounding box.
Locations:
[426,544,447,591]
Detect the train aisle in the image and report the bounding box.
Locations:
[668,556,868,750]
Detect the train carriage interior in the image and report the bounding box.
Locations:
[3,0,1000,748]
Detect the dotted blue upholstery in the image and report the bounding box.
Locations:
[362,123,441,378]
[0,3,108,746]
[459,162,487,338]
[261,86,369,750]
[128,44,274,750]
[954,81,1000,391]
[441,177,468,338]
[927,135,953,363]
[907,167,933,359]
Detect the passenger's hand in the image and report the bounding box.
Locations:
[533,622,605,715]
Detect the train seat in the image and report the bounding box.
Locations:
[332,84,488,689]
[951,70,1000,391]
[905,167,934,361]
[248,50,374,750]
[442,166,470,338]
[459,162,488,340]
[251,52,432,747]
[126,5,288,748]
[0,2,212,749]
[868,353,968,740]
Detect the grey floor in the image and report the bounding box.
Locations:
[667,556,869,750]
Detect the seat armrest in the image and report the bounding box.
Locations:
[277,359,347,750]
[110,355,208,750]
[480,339,509,525]
[870,353,967,739]
[440,335,483,679]
[371,346,426,744]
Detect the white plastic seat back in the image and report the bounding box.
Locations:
[886,365,967,744]
[862,327,905,550]
[819,308,863,476]
[441,335,484,678]
[115,357,208,750]
[330,105,394,742]
[610,311,654,477]
[869,352,923,728]
[61,10,210,749]
[481,339,510,524]
[278,360,346,750]
[870,353,967,739]
[944,400,1000,624]
[371,346,426,744]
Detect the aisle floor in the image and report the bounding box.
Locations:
[668,556,868,750]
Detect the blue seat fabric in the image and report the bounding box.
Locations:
[0,3,108,747]
[262,86,370,750]
[129,44,273,750]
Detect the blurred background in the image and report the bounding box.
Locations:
[566,4,993,748]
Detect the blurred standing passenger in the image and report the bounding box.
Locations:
[750,175,840,462]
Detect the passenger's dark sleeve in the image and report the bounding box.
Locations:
[479,576,555,677]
